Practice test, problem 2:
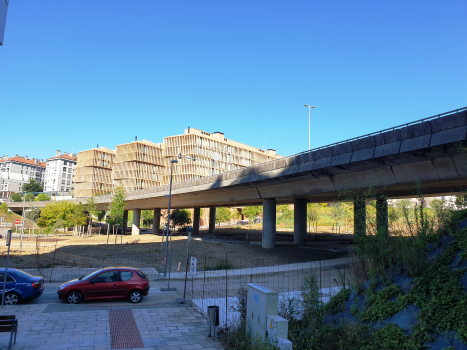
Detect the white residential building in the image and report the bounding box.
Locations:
[0,155,46,199]
[43,151,77,194]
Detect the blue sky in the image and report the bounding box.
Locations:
[1,1,466,160]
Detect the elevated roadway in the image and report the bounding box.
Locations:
[9,107,467,247]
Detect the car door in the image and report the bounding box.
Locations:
[85,271,120,300]
[0,273,16,296]
[115,271,134,298]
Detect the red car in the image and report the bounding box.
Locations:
[57,267,150,304]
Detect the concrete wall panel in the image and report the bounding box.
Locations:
[333,167,396,191]
[433,157,459,179]
[332,143,353,156]
[351,136,375,151]
[430,126,467,147]
[297,161,315,174]
[374,142,401,158]
[351,148,375,162]
[401,121,431,139]
[331,152,353,166]
[375,129,401,146]
[313,157,332,169]
[400,135,432,153]
[451,154,467,177]
[302,177,336,194]
[392,161,439,183]
[431,111,467,132]
[314,148,333,160]
[280,165,300,177]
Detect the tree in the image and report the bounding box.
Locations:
[107,186,126,232]
[24,193,34,202]
[170,209,192,230]
[216,207,232,226]
[25,206,41,222]
[307,203,320,232]
[86,195,97,225]
[96,210,106,222]
[242,206,262,229]
[37,201,87,230]
[35,193,51,201]
[142,210,153,227]
[11,193,22,202]
[22,179,43,193]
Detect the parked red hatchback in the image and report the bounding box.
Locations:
[57,267,150,304]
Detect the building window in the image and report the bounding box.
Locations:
[64,161,67,166]
[62,180,65,184]
[63,167,66,172]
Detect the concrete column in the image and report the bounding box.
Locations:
[262,199,276,249]
[152,208,161,235]
[209,207,216,233]
[132,209,141,235]
[294,199,307,245]
[193,207,200,235]
[353,198,366,237]
[123,210,128,234]
[376,198,389,238]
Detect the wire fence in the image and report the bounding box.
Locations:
[176,256,343,328]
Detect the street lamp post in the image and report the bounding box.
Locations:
[163,159,178,280]
[304,104,316,150]
[161,154,196,292]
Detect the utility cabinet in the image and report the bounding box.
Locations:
[246,283,279,338]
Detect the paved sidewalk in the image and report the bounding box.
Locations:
[0,282,224,350]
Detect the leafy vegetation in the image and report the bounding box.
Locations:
[37,201,87,232]
[170,208,191,229]
[35,193,51,201]
[22,179,43,193]
[216,207,232,225]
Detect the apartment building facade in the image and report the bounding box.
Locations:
[163,128,279,183]
[0,156,46,199]
[43,151,77,194]
[73,147,115,198]
[73,128,281,198]
[112,140,165,191]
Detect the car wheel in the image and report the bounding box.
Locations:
[67,291,82,304]
[129,290,142,303]
[4,292,20,305]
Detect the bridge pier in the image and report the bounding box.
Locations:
[152,208,161,235]
[353,198,366,237]
[132,209,141,235]
[123,210,128,233]
[209,207,216,233]
[262,198,276,249]
[193,207,200,235]
[294,199,307,245]
[376,198,389,237]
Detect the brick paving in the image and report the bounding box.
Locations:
[0,295,224,350]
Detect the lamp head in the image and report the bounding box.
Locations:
[171,159,178,164]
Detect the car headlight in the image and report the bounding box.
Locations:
[58,286,64,291]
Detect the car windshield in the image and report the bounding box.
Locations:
[10,269,33,280]
[81,270,104,281]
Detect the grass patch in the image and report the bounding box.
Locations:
[204,261,235,271]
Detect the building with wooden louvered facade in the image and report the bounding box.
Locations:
[73,147,115,197]
[112,140,165,191]
[73,128,281,198]
[163,127,280,184]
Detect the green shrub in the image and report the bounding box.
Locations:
[325,288,351,315]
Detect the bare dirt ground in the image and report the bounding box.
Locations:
[0,227,351,270]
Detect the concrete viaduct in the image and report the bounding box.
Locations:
[9,107,467,248]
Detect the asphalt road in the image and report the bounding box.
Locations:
[24,281,181,306]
